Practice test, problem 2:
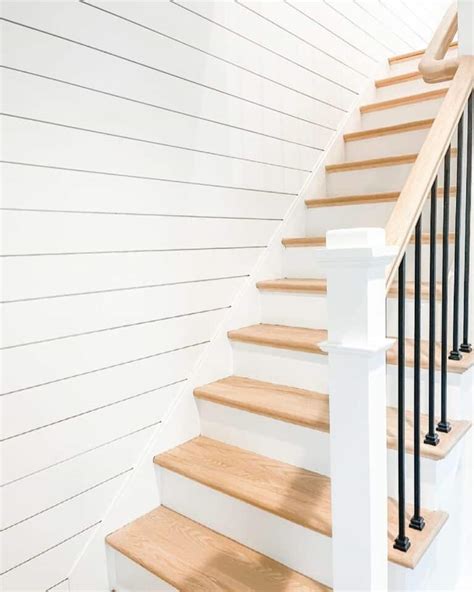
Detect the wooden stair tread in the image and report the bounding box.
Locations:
[326,149,456,173]
[194,375,330,431]
[305,187,456,208]
[228,323,328,355]
[282,233,454,247]
[388,42,458,64]
[194,376,470,460]
[154,437,448,569]
[375,70,423,88]
[228,323,473,374]
[344,119,434,142]
[256,278,442,300]
[360,88,449,113]
[106,506,329,591]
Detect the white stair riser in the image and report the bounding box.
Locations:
[375,79,449,102]
[111,549,177,592]
[361,98,443,129]
[283,243,451,281]
[345,128,431,160]
[159,468,333,586]
[387,49,458,76]
[386,295,455,341]
[326,157,455,196]
[305,197,456,236]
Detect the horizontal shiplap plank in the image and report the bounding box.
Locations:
[0,249,260,302]
[1,343,204,440]
[0,163,294,219]
[0,2,344,130]
[1,381,181,484]
[1,68,319,171]
[0,20,331,148]
[1,207,279,255]
[1,308,224,395]
[354,1,416,51]
[2,277,242,349]
[1,116,306,194]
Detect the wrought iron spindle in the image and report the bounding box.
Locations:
[438,147,452,433]
[449,115,464,361]
[410,217,425,530]
[425,181,440,446]
[460,92,472,354]
[394,255,411,552]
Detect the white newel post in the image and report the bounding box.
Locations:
[316,228,397,592]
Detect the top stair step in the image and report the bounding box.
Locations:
[360,88,448,114]
[106,506,329,591]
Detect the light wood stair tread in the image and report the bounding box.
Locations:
[257,278,442,300]
[326,149,456,173]
[360,88,449,113]
[388,42,458,64]
[228,324,474,373]
[154,437,448,569]
[344,119,434,142]
[305,187,455,208]
[106,506,329,591]
[194,376,470,460]
[282,233,454,247]
[375,70,423,87]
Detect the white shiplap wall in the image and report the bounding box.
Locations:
[0,1,449,590]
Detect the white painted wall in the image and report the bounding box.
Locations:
[0,1,450,590]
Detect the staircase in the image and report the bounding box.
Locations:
[105,41,473,592]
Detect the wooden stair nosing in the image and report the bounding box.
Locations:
[305,187,456,208]
[360,88,449,114]
[153,436,448,570]
[388,42,458,64]
[344,118,434,142]
[106,506,330,591]
[282,233,454,248]
[375,70,422,88]
[194,376,471,461]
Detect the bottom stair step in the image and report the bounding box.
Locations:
[107,506,330,591]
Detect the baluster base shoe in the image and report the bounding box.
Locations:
[424,432,440,446]
[409,515,426,531]
[448,350,463,360]
[437,421,452,433]
[393,536,411,552]
[460,343,472,353]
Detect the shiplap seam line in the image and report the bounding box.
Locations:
[1,306,230,350]
[79,0,348,112]
[45,577,69,592]
[353,0,414,50]
[1,421,161,489]
[235,0,367,80]
[0,161,298,195]
[399,0,435,37]
[1,469,132,531]
[1,247,266,258]
[0,18,335,128]
[380,0,429,44]
[1,113,312,173]
[322,0,397,54]
[283,0,378,62]
[0,341,208,397]
[1,380,187,443]
[1,275,250,305]
[0,66,328,149]
[0,208,283,222]
[0,522,101,577]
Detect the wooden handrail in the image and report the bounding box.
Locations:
[385,56,474,293]
[419,2,459,83]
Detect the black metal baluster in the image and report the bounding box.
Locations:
[410,217,425,531]
[450,115,464,361]
[425,181,440,446]
[394,255,411,552]
[438,147,452,433]
[460,92,472,354]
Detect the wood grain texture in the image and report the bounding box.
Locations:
[153,438,448,568]
[344,119,434,142]
[388,42,458,64]
[227,324,328,355]
[107,506,330,591]
[194,375,330,431]
[387,337,474,374]
[375,70,423,88]
[385,57,474,291]
[326,149,456,173]
[282,234,452,248]
[360,88,448,113]
[305,187,455,208]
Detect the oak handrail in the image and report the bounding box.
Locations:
[419,2,459,83]
[385,56,474,293]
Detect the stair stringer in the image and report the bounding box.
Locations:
[66,60,388,591]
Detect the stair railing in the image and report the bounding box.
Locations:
[385,2,473,554]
